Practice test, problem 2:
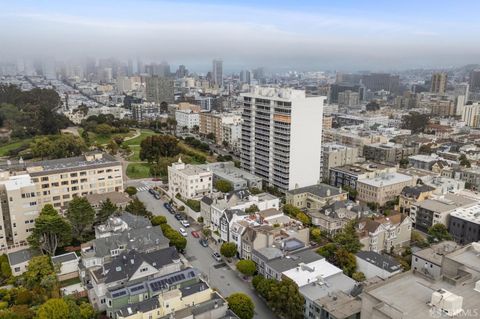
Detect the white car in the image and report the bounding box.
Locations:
[180,219,190,227]
[179,228,188,237]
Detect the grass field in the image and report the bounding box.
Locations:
[0,139,33,157]
[126,162,152,179]
[178,142,215,162]
[123,129,156,146]
[78,128,137,145]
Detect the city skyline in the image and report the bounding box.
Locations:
[2,0,480,71]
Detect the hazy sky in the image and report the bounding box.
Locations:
[1,0,480,71]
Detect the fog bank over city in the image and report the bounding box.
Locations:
[1,0,480,71]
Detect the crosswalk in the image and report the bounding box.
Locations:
[136,186,150,192]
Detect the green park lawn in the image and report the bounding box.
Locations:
[0,138,33,157]
[122,129,156,146]
[126,162,152,179]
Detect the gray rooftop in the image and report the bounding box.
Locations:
[52,252,78,264]
[264,249,323,273]
[356,251,401,273]
[414,193,476,213]
[287,183,346,197]
[8,248,41,266]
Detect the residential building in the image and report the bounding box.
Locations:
[410,193,476,232]
[430,73,447,94]
[321,143,360,182]
[338,90,360,107]
[241,87,326,190]
[363,143,418,164]
[85,192,131,211]
[329,162,395,190]
[313,291,361,319]
[200,162,262,191]
[168,159,213,199]
[361,73,400,93]
[361,242,480,319]
[0,152,123,247]
[7,248,40,276]
[398,184,435,214]
[175,109,199,130]
[94,212,151,239]
[212,59,223,88]
[323,128,389,154]
[145,76,174,105]
[199,112,222,143]
[448,203,480,244]
[285,183,348,210]
[222,121,242,151]
[52,252,80,281]
[131,102,162,122]
[411,241,459,280]
[355,251,402,279]
[307,200,371,236]
[357,213,412,253]
[356,172,414,206]
[409,154,446,170]
[460,167,480,189]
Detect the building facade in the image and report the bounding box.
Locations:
[240,87,325,190]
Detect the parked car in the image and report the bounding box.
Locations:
[163,203,171,210]
[154,193,161,200]
[199,239,208,247]
[180,219,190,227]
[174,213,183,220]
[212,252,222,262]
[191,231,199,238]
[148,189,155,195]
[179,228,188,237]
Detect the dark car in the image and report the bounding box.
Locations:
[154,193,161,200]
[199,239,208,247]
[174,213,183,220]
[163,203,171,210]
[148,189,155,195]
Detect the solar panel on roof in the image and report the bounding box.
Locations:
[112,290,127,298]
[130,284,144,292]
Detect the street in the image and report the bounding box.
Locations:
[135,188,276,319]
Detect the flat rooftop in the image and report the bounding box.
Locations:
[450,203,480,225]
[358,172,412,187]
[414,193,476,213]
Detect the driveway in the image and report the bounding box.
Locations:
[136,190,276,319]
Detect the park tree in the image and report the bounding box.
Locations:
[236,260,256,277]
[160,224,187,251]
[220,242,237,259]
[271,278,305,319]
[30,135,86,160]
[28,204,72,256]
[282,204,302,218]
[227,293,254,319]
[66,197,95,240]
[96,198,118,225]
[428,223,452,243]
[215,180,233,193]
[140,135,180,163]
[459,154,471,168]
[106,139,119,155]
[401,112,430,134]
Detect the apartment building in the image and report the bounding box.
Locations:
[323,128,388,153]
[329,162,395,190]
[320,143,360,182]
[199,162,262,191]
[0,152,123,247]
[167,159,213,199]
[363,143,418,164]
[145,76,174,105]
[410,193,476,232]
[448,203,480,245]
[175,109,199,130]
[356,172,414,206]
[398,184,435,215]
[199,112,223,143]
[240,86,325,191]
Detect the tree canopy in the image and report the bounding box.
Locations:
[30,134,87,160]
[96,198,118,225]
[28,205,72,256]
[126,198,152,218]
[140,135,180,163]
[226,293,255,319]
[428,223,452,243]
[401,112,430,134]
[220,242,237,258]
[65,197,95,241]
[215,179,233,193]
[236,260,256,277]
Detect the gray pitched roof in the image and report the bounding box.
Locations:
[52,252,78,264]
[8,248,40,266]
[92,226,169,258]
[104,247,179,284]
[356,251,401,273]
[265,249,323,273]
[201,196,213,205]
[288,183,346,197]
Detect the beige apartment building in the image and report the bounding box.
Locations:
[199,112,223,143]
[168,158,213,199]
[357,172,414,206]
[0,152,123,249]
